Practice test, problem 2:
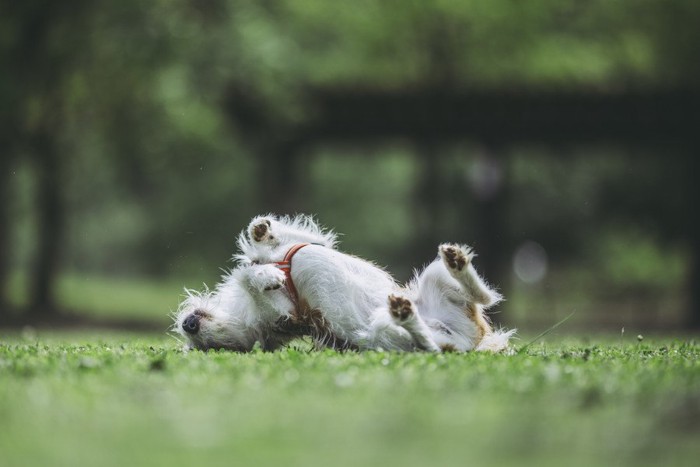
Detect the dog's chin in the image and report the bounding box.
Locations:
[183,326,253,353]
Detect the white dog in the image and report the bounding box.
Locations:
[174,215,514,352]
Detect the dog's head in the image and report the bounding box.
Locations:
[172,288,255,352]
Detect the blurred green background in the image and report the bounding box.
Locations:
[1,0,699,333]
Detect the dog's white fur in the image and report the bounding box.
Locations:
[174,214,515,352]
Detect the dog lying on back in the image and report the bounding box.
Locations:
[174,215,514,352]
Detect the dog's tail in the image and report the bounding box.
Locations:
[475,328,517,353]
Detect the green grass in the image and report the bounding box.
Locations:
[0,333,698,467]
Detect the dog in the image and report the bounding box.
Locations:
[174,215,515,352]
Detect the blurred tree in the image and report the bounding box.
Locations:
[0,153,10,307]
[0,1,219,314]
[0,1,93,313]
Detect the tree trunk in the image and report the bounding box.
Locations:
[0,153,11,309]
[413,143,442,260]
[29,132,63,314]
[258,140,302,214]
[688,151,700,330]
[690,241,700,330]
[469,147,510,285]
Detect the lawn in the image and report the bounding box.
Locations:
[0,333,698,467]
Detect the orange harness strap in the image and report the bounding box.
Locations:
[274,243,310,304]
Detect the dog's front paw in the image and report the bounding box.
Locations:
[388,294,414,322]
[251,264,286,292]
[249,217,277,244]
[439,244,474,272]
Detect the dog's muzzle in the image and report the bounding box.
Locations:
[182,314,201,334]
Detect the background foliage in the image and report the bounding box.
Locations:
[1,0,698,331]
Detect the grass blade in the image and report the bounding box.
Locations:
[517,311,576,354]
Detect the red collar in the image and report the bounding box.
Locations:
[274,243,310,303]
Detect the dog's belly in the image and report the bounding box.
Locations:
[290,245,397,341]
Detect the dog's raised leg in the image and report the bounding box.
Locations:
[388,294,441,352]
[229,263,296,326]
[438,244,502,307]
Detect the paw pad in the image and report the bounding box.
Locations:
[252,220,271,242]
[441,245,470,271]
[388,295,413,321]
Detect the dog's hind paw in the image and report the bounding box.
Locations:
[388,294,414,322]
[439,244,473,272]
[439,243,502,307]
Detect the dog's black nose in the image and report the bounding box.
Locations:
[182,314,201,334]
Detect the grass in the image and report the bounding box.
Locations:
[0,333,698,467]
